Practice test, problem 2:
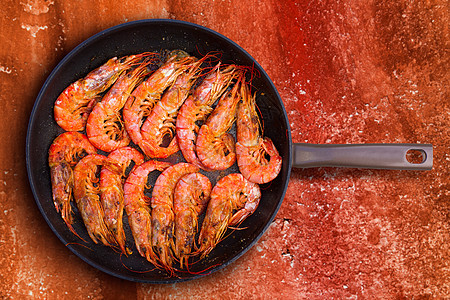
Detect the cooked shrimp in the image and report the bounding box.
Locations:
[100,147,144,253]
[48,132,97,236]
[123,160,172,265]
[54,54,143,132]
[196,73,243,170]
[86,56,156,152]
[140,56,207,158]
[151,163,199,272]
[123,51,195,146]
[236,83,282,184]
[173,173,211,268]
[176,64,238,170]
[73,154,121,246]
[198,173,261,257]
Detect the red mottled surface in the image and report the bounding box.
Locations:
[1,0,448,298]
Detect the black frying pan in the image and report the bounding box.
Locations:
[26,19,432,284]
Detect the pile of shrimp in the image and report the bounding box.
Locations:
[48,50,282,275]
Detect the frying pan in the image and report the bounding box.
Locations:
[26,19,432,284]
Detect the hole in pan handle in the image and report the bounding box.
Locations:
[292,143,433,170]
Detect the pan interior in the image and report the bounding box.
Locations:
[26,19,292,283]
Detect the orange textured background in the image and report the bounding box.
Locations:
[0,0,448,298]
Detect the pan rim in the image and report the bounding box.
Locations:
[25,18,293,283]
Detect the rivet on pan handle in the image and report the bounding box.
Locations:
[292,143,433,170]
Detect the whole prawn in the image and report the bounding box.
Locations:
[123,50,196,146]
[48,131,97,236]
[140,56,207,158]
[236,83,282,184]
[173,173,211,268]
[100,147,144,253]
[73,154,121,246]
[176,64,238,170]
[54,54,143,132]
[123,160,172,265]
[198,173,261,257]
[86,55,157,152]
[196,73,243,170]
[151,162,199,273]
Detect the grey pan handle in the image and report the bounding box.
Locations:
[293,143,433,170]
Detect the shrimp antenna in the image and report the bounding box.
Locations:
[65,241,93,251]
[194,48,223,62]
[119,253,158,274]
[128,52,160,67]
[176,261,221,276]
[66,223,89,243]
[253,93,265,136]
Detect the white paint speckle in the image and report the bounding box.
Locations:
[21,0,54,15]
[21,24,48,38]
[0,66,13,74]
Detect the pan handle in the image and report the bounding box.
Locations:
[292,143,433,170]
